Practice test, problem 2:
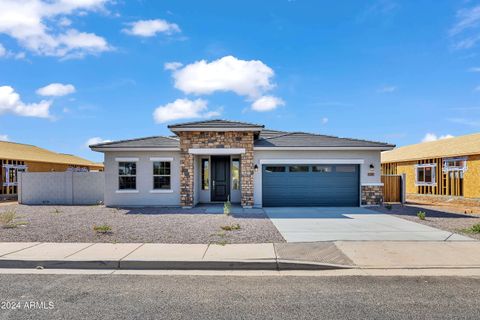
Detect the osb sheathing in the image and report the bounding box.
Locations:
[396,161,416,194]
[464,154,480,198]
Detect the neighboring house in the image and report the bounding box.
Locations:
[381,133,480,199]
[1,141,104,199]
[90,120,394,208]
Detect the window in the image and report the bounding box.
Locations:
[416,164,436,185]
[232,159,240,190]
[201,159,209,190]
[153,161,171,190]
[336,165,356,173]
[118,162,136,190]
[2,165,27,187]
[312,165,332,173]
[265,166,286,173]
[289,165,309,172]
[443,158,467,172]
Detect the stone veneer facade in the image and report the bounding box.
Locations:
[178,131,255,208]
[361,185,383,205]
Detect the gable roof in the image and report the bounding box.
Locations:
[0,141,103,167]
[168,119,264,131]
[90,136,180,149]
[255,131,394,149]
[381,133,480,163]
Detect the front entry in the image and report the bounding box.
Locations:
[211,156,230,201]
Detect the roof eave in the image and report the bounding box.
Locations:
[90,147,181,152]
[253,146,394,151]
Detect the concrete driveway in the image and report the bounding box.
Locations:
[264,207,473,242]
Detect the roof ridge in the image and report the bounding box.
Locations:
[167,119,264,128]
[389,132,480,151]
[89,135,173,147]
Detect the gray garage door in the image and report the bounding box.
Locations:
[262,164,360,207]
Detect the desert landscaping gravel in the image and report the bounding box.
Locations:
[372,204,480,240]
[0,204,285,244]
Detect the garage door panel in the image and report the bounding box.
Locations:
[262,164,359,207]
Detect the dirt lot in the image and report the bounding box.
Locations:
[0,204,285,244]
[406,195,480,214]
[372,203,480,240]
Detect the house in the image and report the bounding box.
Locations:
[90,119,394,208]
[1,141,104,199]
[381,133,480,199]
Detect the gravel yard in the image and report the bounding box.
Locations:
[0,204,285,244]
[371,204,480,240]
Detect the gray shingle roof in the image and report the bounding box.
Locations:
[254,131,394,148]
[168,119,264,130]
[90,136,180,149]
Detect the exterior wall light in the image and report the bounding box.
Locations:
[254,164,259,172]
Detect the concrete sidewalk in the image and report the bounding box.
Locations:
[0,241,479,270]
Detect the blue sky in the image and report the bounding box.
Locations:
[1,0,480,162]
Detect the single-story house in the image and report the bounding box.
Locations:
[381,133,480,199]
[1,141,104,199]
[90,119,394,208]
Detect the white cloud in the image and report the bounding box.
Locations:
[468,67,480,72]
[85,137,111,147]
[251,96,285,112]
[0,0,112,58]
[421,133,454,143]
[0,86,52,118]
[171,56,276,98]
[123,19,180,37]
[36,83,76,97]
[0,134,9,141]
[450,5,480,50]
[153,98,219,123]
[378,85,397,93]
[164,61,183,71]
[0,43,5,57]
[321,117,329,124]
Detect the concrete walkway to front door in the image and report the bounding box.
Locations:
[264,207,474,242]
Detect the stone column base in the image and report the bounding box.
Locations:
[361,185,383,205]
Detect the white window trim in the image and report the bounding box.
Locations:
[415,164,437,186]
[2,164,28,187]
[115,157,139,162]
[150,157,174,162]
[115,190,139,194]
[152,160,172,191]
[443,157,467,172]
[149,189,174,193]
[259,159,365,165]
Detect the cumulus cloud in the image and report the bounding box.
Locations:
[0,0,112,58]
[251,96,285,112]
[0,134,9,141]
[421,133,454,143]
[123,19,180,37]
[153,98,220,123]
[321,117,329,124]
[0,86,52,118]
[36,83,76,97]
[86,137,112,147]
[171,56,276,98]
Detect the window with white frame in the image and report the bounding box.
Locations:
[2,165,27,187]
[153,161,171,190]
[443,158,467,172]
[118,162,136,190]
[415,164,436,186]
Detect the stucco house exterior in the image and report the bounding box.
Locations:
[90,120,394,208]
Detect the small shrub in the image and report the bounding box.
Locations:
[385,204,393,210]
[417,211,426,220]
[469,223,480,233]
[0,209,16,227]
[224,197,232,215]
[52,208,62,214]
[93,224,112,234]
[220,223,241,231]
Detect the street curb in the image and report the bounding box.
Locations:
[0,259,354,270]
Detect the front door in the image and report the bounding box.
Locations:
[211,156,230,202]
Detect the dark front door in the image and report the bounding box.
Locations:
[211,156,230,202]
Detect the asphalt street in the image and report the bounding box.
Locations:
[0,274,478,319]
